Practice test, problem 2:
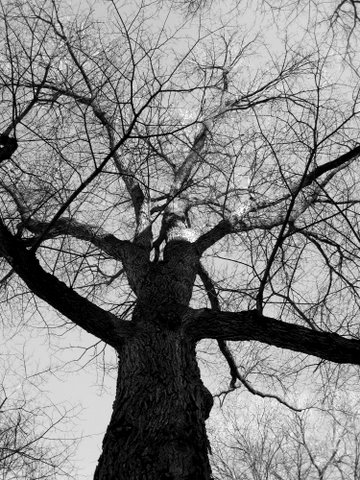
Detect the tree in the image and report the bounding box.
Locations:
[0,392,75,480]
[1,0,360,478]
[0,350,77,479]
[211,403,360,480]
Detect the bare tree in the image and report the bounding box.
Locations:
[1,0,360,478]
[211,404,360,480]
[0,355,77,479]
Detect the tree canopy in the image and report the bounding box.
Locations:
[1,0,360,477]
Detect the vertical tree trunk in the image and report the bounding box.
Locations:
[94,307,214,480]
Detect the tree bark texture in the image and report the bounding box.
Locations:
[94,307,213,480]
[94,239,214,479]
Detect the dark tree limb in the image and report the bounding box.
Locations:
[0,182,150,293]
[185,308,360,365]
[0,220,134,348]
[0,135,18,162]
[23,217,131,262]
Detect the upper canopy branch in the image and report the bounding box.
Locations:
[23,81,150,246]
[159,68,286,240]
[195,144,360,254]
[0,182,131,258]
[0,182,151,295]
[159,55,317,246]
[0,220,134,348]
[185,308,360,366]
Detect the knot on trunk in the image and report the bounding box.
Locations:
[157,304,188,330]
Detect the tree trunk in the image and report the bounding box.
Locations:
[94,306,214,480]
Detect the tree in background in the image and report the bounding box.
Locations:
[0,351,77,479]
[211,402,360,480]
[1,0,360,478]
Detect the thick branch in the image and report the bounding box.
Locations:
[1,183,150,294]
[0,221,134,347]
[23,216,130,262]
[186,308,360,365]
[195,146,360,253]
[26,219,149,295]
[24,217,150,293]
[303,144,360,186]
[1,182,129,258]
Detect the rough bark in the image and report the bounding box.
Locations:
[92,231,215,479]
[94,306,213,480]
